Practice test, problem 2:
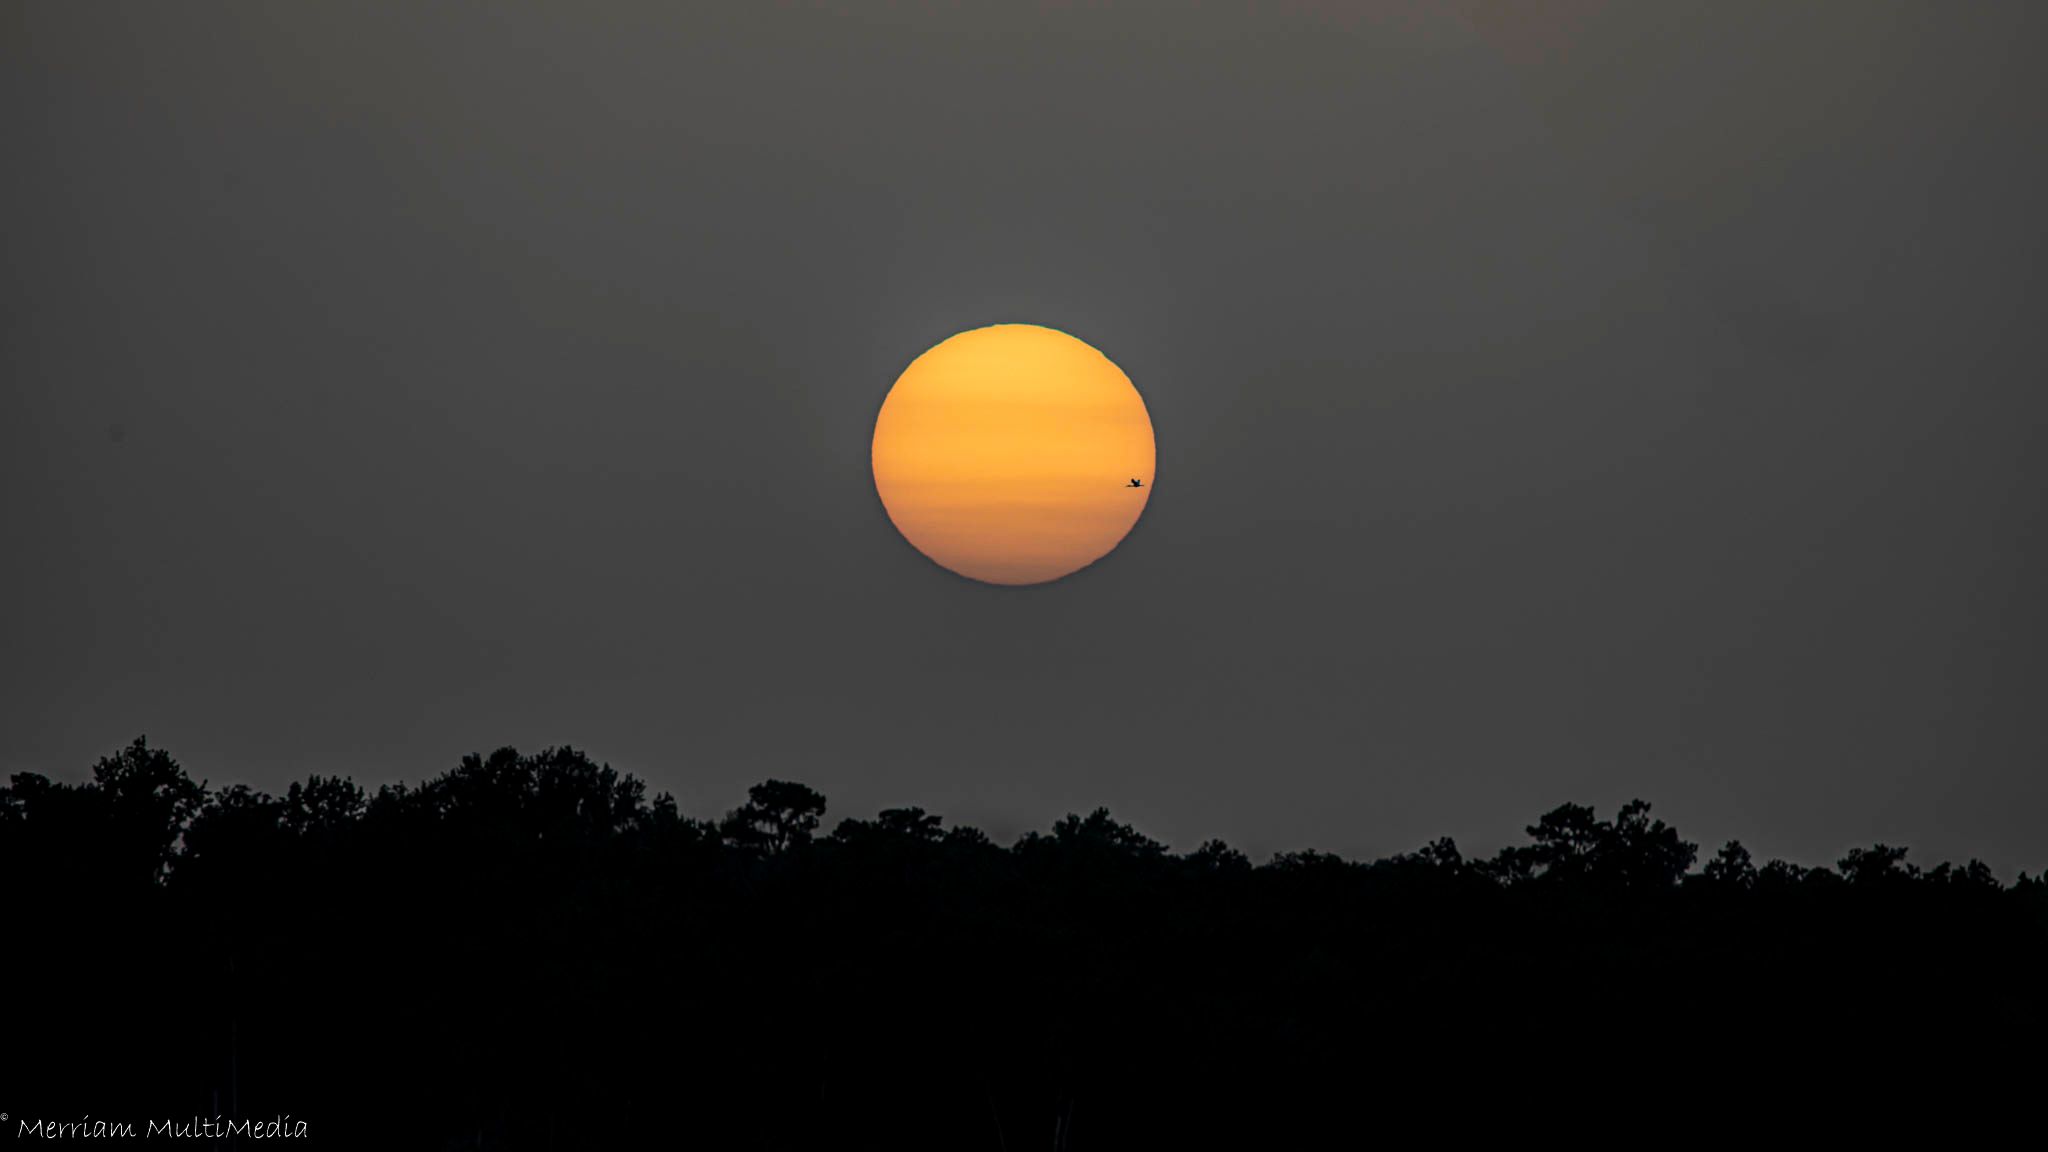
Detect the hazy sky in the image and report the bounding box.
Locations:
[6,2,2044,872]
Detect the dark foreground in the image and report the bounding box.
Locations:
[6,739,2044,1147]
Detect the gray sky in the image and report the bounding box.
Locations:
[5,2,2044,872]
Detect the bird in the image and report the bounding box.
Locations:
[1127,478,1144,488]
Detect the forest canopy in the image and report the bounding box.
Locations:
[5,738,2042,1148]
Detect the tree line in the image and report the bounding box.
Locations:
[5,737,2043,1147]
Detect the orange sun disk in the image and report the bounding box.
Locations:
[871,325,1156,586]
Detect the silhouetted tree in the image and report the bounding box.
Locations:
[1839,843,1917,886]
[1756,857,1811,890]
[282,774,365,836]
[1025,806,1166,859]
[92,734,207,885]
[1605,799,1698,888]
[1476,842,1539,885]
[1927,859,2000,890]
[721,778,826,853]
[1702,840,1757,889]
[1523,801,1605,881]
[179,783,286,877]
[1415,836,1464,871]
[1187,838,1252,875]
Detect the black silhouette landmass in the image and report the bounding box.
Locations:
[3,737,2042,1146]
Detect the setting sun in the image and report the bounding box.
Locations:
[871,324,1155,585]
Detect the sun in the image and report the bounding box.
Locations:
[872,324,1156,586]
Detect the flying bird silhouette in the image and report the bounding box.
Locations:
[1127,478,1144,488]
